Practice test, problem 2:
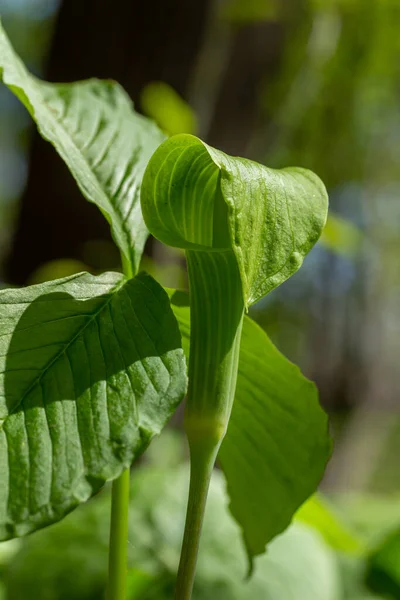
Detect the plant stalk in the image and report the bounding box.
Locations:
[175,250,244,599]
[107,467,130,600]
[175,442,220,599]
[106,255,135,599]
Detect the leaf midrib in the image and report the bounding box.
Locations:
[4,275,126,420]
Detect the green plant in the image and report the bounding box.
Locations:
[0,20,331,600]
[141,133,329,597]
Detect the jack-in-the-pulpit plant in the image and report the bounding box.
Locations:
[141,134,329,598]
[0,20,331,600]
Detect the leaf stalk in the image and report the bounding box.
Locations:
[107,468,130,600]
[107,256,135,600]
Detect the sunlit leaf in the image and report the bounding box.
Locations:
[0,272,186,540]
[0,21,165,276]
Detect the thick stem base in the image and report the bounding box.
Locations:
[175,442,220,600]
[175,250,245,599]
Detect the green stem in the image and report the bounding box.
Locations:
[108,468,130,600]
[121,252,134,280]
[175,443,219,600]
[107,254,134,600]
[175,250,244,599]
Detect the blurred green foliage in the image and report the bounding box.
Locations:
[141,82,197,136]
[0,433,337,599]
[335,494,400,549]
[320,214,362,258]
[295,494,364,555]
[220,0,279,23]
[1,431,399,600]
[28,258,90,284]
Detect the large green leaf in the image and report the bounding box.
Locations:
[0,21,165,276]
[0,272,186,540]
[169,290,331,562]
[142,134,328,306]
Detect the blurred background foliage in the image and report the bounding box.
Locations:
[0,0,399,598]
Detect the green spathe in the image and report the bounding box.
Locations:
[141,132,329,596]
[141,133,328,306]
[0,271,186,540]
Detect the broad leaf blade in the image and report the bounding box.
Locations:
[169,290,331,563]
[0,21,165,275]
[0,272,186,540]
[219,316,331,561]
